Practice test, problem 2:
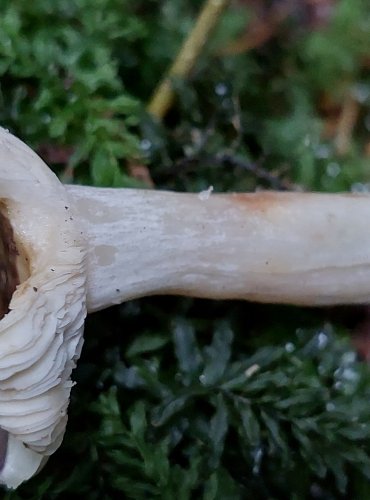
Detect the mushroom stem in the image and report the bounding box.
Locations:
[67,185,370,312]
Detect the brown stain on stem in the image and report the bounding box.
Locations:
[228,191,370,212]
[0,201,20,319]
[227,191,302,214]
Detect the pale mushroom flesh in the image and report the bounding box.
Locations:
[0,128,87,489]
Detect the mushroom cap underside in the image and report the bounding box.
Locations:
[0,127,87,488]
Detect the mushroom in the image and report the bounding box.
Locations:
[1,126,370,487]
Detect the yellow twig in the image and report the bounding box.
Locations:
[147,0,230,120]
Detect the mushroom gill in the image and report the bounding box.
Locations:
[0,201,32,477]
[0,205,19,476]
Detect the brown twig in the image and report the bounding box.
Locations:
[219,0,293,56]
[334,92,360,156]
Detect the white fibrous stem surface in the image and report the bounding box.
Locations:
[0,128,87,488]
[67,185,370,312]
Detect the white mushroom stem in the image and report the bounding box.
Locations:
[67,185,370,312]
